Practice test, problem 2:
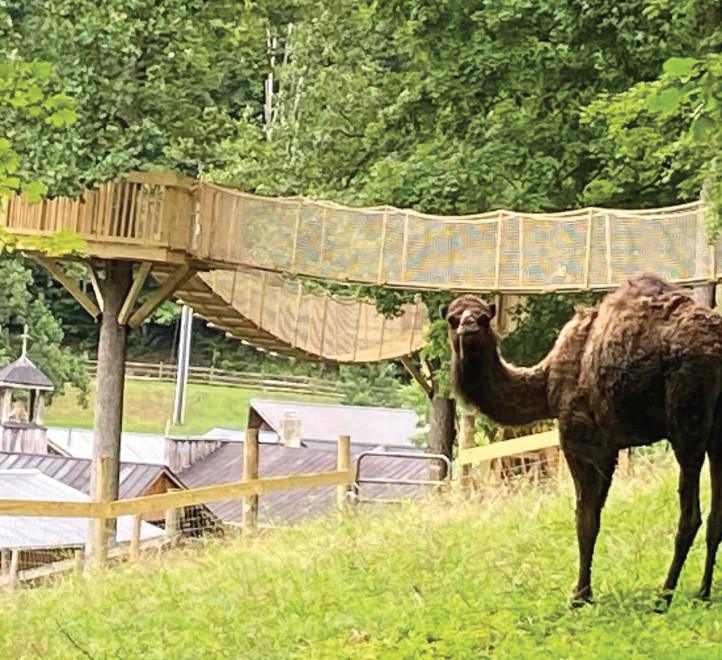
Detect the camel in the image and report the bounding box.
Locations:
[442,274,722,607]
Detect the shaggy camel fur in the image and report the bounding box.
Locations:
[443,274,722,606]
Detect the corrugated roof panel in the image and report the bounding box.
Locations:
[0,452,180,498]
[179,442,430,525]
[0,470,162,549]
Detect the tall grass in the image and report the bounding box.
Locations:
[1,454,721,658]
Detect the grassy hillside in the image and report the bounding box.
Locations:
[2,455,722,657]
[44,380,336,435]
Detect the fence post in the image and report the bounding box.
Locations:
[130,514,142,562]
[459,413,476,495]
[7,550,18,590]
[242,428,259,531]
[0,549,10,576]
[159,361,164,380]
[88,455,112,569]
[337,435,351,511]
[74,549,84,574]
[165,490,181,546]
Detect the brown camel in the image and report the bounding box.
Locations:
[442,274,722,606]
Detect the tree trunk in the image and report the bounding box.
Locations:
[87,261,132,562]
[428,395,456,481]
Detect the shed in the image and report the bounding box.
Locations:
[0,452,219,536]
[0,469,163,572]
[248,399,421,448]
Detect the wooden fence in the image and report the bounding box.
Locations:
[0,432,354,585]
[86,359,344,399]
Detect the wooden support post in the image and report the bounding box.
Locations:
[129,514,142,562]
[7,550,18,589]
[164,494,181,547]
[459,413,476,495]
[399,355,432,398]
[87,261,133,564]
[0,549,10,576]
[73,549,84,574]
[128,263,194,328]
[118,262,153,325]
[242,428,259,531]
[34,257,101,318]
[89,456,112,568]
[88,265,104,312]
[336,435,351,511]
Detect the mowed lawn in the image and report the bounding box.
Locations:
[2,455,722,657]
[44,379,336,435]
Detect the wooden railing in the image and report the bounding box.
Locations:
[86,359,344,399]
[457,429,560,467]
[0,433,355,584]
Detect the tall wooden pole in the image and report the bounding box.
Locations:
[242,428,260,531]
[336,434,351,511]
[459,413,476,494]
[87,261,132,563]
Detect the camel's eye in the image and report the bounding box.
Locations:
[448,315,460,329]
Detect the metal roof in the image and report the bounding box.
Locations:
[0,452,185,498]
[0,355,54,391]
[0,470,162,550]
[47,428,167,464]
[200,428,279,443]
[179,442,431,525]
[249,399,420,447]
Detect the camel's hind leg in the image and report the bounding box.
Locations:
[661,362,718,604]
[699,414,722,600]
[661,450,704,602]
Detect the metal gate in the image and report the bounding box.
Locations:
[349,451,452,505]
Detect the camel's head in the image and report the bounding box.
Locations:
[440,295,497,354]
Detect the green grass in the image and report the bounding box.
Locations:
[44,380,336,435]
[2,454,722,657]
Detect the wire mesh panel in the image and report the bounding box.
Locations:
[199,182,709,292]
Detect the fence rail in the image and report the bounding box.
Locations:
[86,359,345,399]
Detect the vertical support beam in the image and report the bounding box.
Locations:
[164,491,181,547]
[242,428,259,531]
[89,456,111,568]
[172,306,193,425]
[129,514,142,562]
[73,549,84,574]
[0,549,10,576]
[459,413,476,495]
[87,261,132,564]
[7,550,18,589]
[337,434,351,511]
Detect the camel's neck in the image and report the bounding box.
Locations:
[453,344,551,426]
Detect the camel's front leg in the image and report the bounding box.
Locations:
[565,447,617,606]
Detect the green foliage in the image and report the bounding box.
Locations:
[0,254,88,400]
[0,56,75,198]
[0,0,271,195]
[502,292,602,367]
[337,362,407,407]
[4,458,722,656]
[584,49,722,221]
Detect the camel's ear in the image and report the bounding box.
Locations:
[488,303,497,320]
[439,304,449,321]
